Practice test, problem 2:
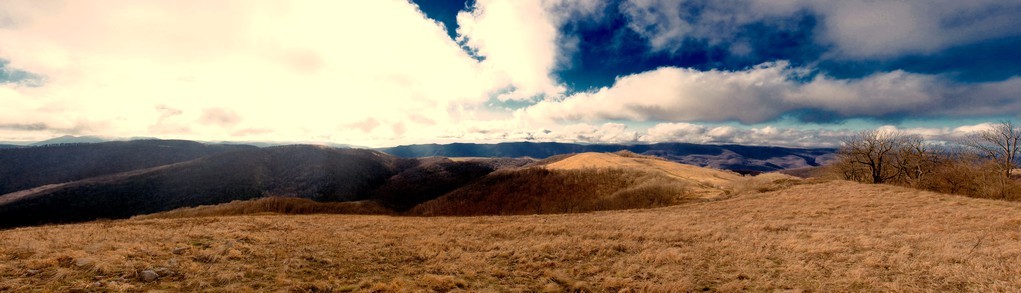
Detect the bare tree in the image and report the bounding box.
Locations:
[963,120,1021,178]
[893,135,943,186]
[839,129,903,184]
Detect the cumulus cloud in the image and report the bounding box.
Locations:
[0,1,515,145]
[518,61,1021,124]
[0,0,1016,148]
[639,122,998,148]
[456,0,606,101]
[621,0,1021,58]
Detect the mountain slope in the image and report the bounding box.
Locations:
[409,152,738,216]
[29,135,108,146]
[0,140,256,195]
[0,146,524,228]
[378,142,835,172]
[543,152,742,197]
[0,146,402,228]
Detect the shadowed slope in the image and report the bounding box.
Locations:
[134,197,392,219]
[409,152,754,216]
[0,140,256,195]
[0,146,400,228]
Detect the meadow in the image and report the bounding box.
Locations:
[4,179,1021,292]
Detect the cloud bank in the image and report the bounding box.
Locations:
[621,0,1021,58]
[520,62,1021,124]
[0,0,1017,147]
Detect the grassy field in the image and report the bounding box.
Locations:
[3,179,1021,292]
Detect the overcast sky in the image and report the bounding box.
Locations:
[1,0,1019,147]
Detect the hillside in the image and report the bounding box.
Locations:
[0,146,526,228]
[0,140,256,195]
[378,142,836,172]
[408,152,746,216]
[543,152,742,198]
[0,146,402,228]
[3,180,1021,291]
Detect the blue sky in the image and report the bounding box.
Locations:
[0,0,1019,147]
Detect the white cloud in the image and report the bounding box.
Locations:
[0,0,516,145]
[620,0,1021,58]
[638,122,998,148]
[518,61,1021,124]
[456,0,605,101]
[0,0,1016,149]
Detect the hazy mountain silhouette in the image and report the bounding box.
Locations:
[0,146,395,227]
[30,135,108,146]
[378,142,835,172]
[0,140,256,195]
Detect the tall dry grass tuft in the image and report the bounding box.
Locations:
[134,197,391,219]
[728,173,808,196]
[410,168,690,216]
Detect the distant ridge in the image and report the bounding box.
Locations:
[0,139,256,195]
[378,142,836,172]
[29,135,108,146]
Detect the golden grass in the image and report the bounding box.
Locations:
[408,168,689,216]
[134,197,391,220]
[544,152,742,198]
[5,180,1021,291]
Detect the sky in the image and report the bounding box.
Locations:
[0,0,1019,147]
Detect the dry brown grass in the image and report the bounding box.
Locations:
[5,180,1021,291]
[134,197,391,220]
[544,152,742,198]
[409,168,690,216]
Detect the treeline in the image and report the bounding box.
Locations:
[830,121,1021,199]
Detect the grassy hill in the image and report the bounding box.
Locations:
[3,180,1021,291]
[133,152,737,219]
[543,151,742,197]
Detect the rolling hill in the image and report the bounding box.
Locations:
[0,146,402,228]
[0,140,256,195]
[122,152,752,221]
[3,180,1020,291]
[543,152,742,197]
[0,146,531,228]
[408,152,745,216]
[0,139,830,228]
[378,142,836,172]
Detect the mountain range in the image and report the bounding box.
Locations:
[0,139,836,228]
[378,142,836,172]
